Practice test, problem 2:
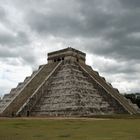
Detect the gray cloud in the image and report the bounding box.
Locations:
[0,6,7,22]
[0,4,36,68]
[102,61,139,74]
[27,11,84,37]
[0,31,30,46]
[0,30,35,67]
[0,0,140,94]
[25,1,115,38]
[119,0,140,9]
[22,0,140,62]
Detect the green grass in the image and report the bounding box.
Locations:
[0,118,140,140]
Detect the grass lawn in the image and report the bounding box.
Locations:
[0,118,140,140]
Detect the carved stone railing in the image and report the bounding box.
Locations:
[0,66,44,115]
[1,62,59,117]
[79,63,138,114]
[16,61,62,116]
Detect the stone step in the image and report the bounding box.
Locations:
[50,75,88,81]
[33,102,110,110]
[43,91,98,97]
[9,88,17,94]
[39,64,45,69]
[32,70,37,76]
[49,81,95,88]
[60,63,79,70]
[46,85,96,91]
[24,76,31,83]
[2,94,11,100]
[31,106,115,116]
[56,69,83,76]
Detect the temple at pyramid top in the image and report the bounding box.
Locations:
[48,47,86,64]
[0,47,139,117]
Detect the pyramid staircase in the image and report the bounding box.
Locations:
[30,61,127,116]
[0,48,139,117]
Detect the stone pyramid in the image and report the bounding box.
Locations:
[0,48,139,117]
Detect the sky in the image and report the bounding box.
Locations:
[0,0,140,97]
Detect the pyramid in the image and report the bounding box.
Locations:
[0,48,139,117]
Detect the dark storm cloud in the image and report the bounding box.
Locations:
[25,1,114,38]
[0,45,37,67]
[0,4,35,67]
[26,10,84,37]
[1,0,140,66]
[119,0,140,9]
[0,6,7,21]
[0,31,30,46]
[0,29,34,66]
[0,0,140,93]
[0,47,17,58]
[0,6,30,46]
[101,61,139,74]
[23,0,140,62]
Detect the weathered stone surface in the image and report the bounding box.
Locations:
[30,61,128,116]
[0,47,139,117]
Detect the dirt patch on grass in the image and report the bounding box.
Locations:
[0,117,110,120]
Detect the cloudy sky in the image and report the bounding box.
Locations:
[0,0,140,97]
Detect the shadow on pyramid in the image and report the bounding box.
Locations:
[0,48,139,117]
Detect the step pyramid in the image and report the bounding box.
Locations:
[0,48,139,117]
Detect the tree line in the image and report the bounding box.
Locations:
[124,93,140,108]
